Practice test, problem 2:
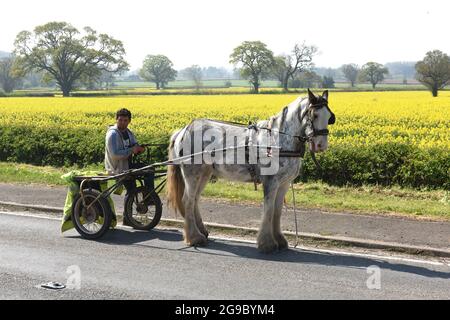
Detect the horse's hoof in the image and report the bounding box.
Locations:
[200,228,209,239]
[257,241,278,254]
[276,236,289,250]
[186,234,208,247]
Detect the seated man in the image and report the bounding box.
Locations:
[105,108,154,225]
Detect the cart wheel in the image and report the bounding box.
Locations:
[124,186,162,230]
[72,189,112,239]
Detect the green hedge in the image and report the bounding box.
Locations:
[299,143,449,189]
[1,125,448,189]
[0,92,56,97]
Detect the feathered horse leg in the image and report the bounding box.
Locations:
[257,177,280,253]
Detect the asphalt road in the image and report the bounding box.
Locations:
[1,182,449,249]
[1,211,449,300]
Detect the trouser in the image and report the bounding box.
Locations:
[123,163,155,195]
[122,163,155,226]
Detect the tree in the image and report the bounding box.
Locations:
[202,66,230,79]
[385,61,416,80]
[98,71,116,89]
[125,71,141,82]
[139,55,177,90]
[0,56,23,93]
[341,64,359,87]
[359,62,389,89]
[183,65,203,89]
[22,70,47,88]
[288,70,322,88]
[271,56,287,87]
[272,43,317,91]
[229,41,274,93]
[79,69,116,90]
[322,76,335,89]
[415,50,450,97]
[13,21,129,96]
[79,67,101,90]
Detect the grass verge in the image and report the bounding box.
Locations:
[0,161,448,221]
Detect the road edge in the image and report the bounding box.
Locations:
[1,200,449,258]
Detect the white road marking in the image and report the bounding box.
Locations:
[203,235,450,267]
[1,210,449,267]
[298,245,450,267]
[0,210,61,221]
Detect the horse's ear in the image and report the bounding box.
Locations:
[322,90,329,101]
[307,88,317,103]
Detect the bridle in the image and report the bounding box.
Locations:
[298,99,336,143]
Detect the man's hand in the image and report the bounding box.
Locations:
[132,145,145,154]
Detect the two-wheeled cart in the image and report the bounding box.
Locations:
[70,144,168,239]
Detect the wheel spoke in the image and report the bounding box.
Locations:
[84,222,94,233]
[125,188,160,228]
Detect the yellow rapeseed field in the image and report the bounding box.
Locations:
[0,91,449,151]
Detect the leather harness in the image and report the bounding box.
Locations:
[207,99,336,189]
[177,100,336,190]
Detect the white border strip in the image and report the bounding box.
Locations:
[2,210,449,267]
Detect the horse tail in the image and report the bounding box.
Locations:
[166,129,185,217]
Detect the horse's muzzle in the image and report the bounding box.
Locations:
[310,141,327,153]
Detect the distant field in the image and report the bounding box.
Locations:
[114,79,427,90]
[8,79,437,96]
[333,82,426,90]
[114,79,280,88]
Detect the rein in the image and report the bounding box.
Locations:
[201,97,335,177]
[209,98,334,144]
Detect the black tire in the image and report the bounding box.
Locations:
[71,189,113,239]
[124,186,162,230]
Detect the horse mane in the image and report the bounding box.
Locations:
[257,95,308,132]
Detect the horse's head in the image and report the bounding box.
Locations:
[300,89,335,153]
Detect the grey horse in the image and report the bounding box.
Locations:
[166,89,335,253]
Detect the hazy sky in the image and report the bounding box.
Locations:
[1,0,449,70]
